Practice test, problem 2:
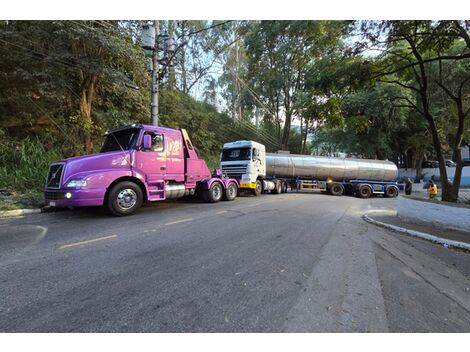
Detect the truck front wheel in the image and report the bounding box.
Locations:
[203,182,223,203]
[252,179,263,196]
[106,181,143,216]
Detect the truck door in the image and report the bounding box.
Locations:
[135,131,167,184]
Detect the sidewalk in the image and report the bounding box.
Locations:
[365,213,470,251]
[404,185,470,203]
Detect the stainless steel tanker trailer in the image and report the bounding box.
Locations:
[220,140,399,198]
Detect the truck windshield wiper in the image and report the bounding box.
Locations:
[108,132,126,152]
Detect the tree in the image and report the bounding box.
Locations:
[245,21,351,150]
[0,20,149,154]
[363,20,470,201]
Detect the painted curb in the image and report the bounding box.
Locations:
[363,214,470,251]
[0,208,42,218]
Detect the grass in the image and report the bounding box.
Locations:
[0,134,63,210]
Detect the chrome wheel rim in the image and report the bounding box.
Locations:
[228,184,236,198]
[256,181,262,193]
[212,184,222,200]
[117,188,137,210]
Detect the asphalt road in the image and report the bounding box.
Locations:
[0,192,469,332]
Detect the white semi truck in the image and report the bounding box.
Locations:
[220,140,399,198]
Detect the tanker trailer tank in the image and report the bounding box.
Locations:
[265,154,398,182]
[264,153,399,198]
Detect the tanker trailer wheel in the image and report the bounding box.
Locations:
[223,182,237,201]
[281,182,288,193]
[252,179,263,196]
[384,185,398,198]
[357,184,372,199]
[203,182,223,203]
[272,180,282,194]
[106,181,143,216]
[329,182,344,196]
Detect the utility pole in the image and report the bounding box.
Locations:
[150,20,160,126]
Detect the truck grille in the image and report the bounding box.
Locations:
[45,163,64,189]
[221,164,247,178]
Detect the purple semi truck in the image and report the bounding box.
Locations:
[44,124,239,216]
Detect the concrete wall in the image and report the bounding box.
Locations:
[397,196,470,233]
[398,166,470,188]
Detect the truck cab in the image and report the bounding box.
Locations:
[45,124,238,216]
[220,140,268,195]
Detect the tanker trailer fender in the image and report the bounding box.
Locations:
[196,178,239,203]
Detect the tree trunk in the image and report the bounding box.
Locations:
[302,119,309,154]
[447,99,466,202]
[427,116,452,201]
[415,152,424,182]
[281,110,292,150]
[79,73,97,154]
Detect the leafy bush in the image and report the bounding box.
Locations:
[0,131,63,192]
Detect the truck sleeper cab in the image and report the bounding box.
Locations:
[44,124,239,216]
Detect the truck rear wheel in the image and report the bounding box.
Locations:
[106,181,143,216]
[223,182,237,201]
[252,179,263,196]
[357,184,372,199]
[203,182,223,203]
[329,182,344,196]
[281,182,288,193]
[272,180,282,194]
[384,185,398,198]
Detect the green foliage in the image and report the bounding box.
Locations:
[0,130,63,192]
[0,20,150,153]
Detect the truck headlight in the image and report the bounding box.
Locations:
[66,180,87,188]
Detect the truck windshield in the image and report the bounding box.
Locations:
[221,148,251,161]
[100,128,141,153]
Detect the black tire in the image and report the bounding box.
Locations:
[329,182,344,196]
[357,184,372,199]
[252,179,263,196]
[106,181,143,216]
[281,182,288,193]
[202,182,223,203]
[384,185,398,198]
[223,182,237,201]
[272,180,282,194]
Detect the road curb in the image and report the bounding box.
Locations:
[0,208,42,218]
[363,214,470,251]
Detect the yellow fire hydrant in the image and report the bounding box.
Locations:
[428,181,438,200]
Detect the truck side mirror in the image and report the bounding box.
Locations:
[143,134,152,150]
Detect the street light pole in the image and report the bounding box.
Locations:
[150,20,160,126]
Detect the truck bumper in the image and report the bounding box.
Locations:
[239,181,257,189]
[44,188,106,207]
